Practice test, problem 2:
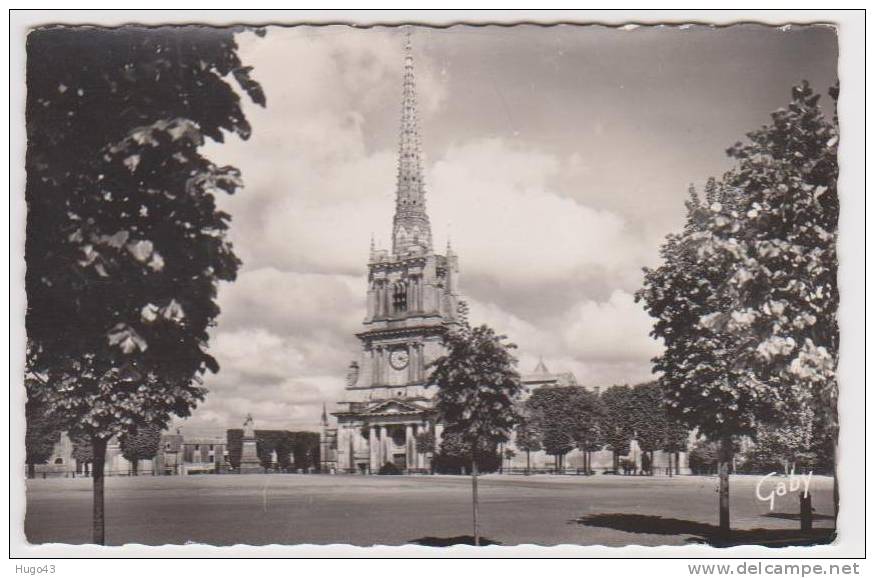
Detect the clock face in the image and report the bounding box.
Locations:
[389,348,409,370]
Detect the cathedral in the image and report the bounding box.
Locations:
[319,35,458,474]
[319,35,690,476]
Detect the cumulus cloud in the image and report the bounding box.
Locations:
[177,28,666,435]
[174,25,834,435]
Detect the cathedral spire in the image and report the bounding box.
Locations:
[392,28,432,256]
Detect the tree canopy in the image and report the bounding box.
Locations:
[119,423,162,471]
[25,26,265,444]
[428,314,523,458]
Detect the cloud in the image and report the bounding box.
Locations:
[176,25,842,435]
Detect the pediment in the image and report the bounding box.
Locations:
[364,399,424,415]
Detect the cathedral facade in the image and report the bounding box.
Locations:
[318,36,691,476]
[320,36,458,474]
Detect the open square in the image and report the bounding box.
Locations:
[25,474,836,547]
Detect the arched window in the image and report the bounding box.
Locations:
[392,281,408,313]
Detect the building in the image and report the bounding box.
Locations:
[318,35,690,476]
[321,35,459,474]
[29,430,228,478]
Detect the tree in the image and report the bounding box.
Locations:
[71,433,94,475]
[638,82,839,534]
[291,432,320,471]
[513,413,542,474]
[720,81,839,515]
[25,393,61,479]
[599,385,634,472]
[742,407,816,476]
[628,382,688,475]
[432,431,500,475]
[428,303,523,546]
[663,420,690,476]
[25,27,264,544]
[415,429,436,473]
[119,423,162,475]
[526,388,574,472]
[226,429,243,469]
[526,386,602,473]
[639,172,755,532]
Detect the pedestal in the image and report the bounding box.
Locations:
[239,436,262,473]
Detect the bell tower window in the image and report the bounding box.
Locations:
[392,281,408,313]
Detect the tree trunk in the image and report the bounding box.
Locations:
[526,450,530,475]
[131,459,139,476]
[718,437,732,537]
[675,451,680,475]
[27,463,36,479]
[92,436,108,545]
[471,454,480,546]
[832,436,839,526]
[613,450,619,472]
[800,487,813,533]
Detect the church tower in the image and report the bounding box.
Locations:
[328,31,460,474]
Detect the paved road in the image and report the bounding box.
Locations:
[24,473,835,546]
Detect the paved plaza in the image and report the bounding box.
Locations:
[24,473,836,547]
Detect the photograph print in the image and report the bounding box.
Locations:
[18,14,850,552]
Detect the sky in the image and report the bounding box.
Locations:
[177,23,838,436]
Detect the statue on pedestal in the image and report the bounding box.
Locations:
[243,413,255,439]
[239,413,261,473]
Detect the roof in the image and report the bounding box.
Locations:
[533,357,550,374]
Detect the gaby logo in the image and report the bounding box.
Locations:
[755,471,813,511]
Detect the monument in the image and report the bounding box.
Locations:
[239,413,262,473]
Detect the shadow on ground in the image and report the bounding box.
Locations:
[763,512,833,521]
[572,513,836,548]
[409,535,502,546]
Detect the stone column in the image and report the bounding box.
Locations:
[348,427,356,471]
[370,347,379,385]
[377,425,385,468]
[417,343,425,381]
[366,282,376,320]
[434,422,444,451]
[384,427,392,467]
[406,342,415,383]
[406,423,414,472]
[368,426,377,473]
[414,424,424,470]
[375,346,384,385]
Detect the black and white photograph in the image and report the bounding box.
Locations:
[9,9,867,562]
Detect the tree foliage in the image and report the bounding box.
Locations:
[71,433,94,465]
[415,429,436,456]
[638,82,838,444]
[25,392,61,475]
[525,386,603,461]
[428,309,523,458]
[637,81,838,530]
[226,429,318,470]
[25,26,265,446]
[432,431,500,474]
[513,412,542,454]
[119,423,162,473]
[599,385,634,457]
[428,301,523,545]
